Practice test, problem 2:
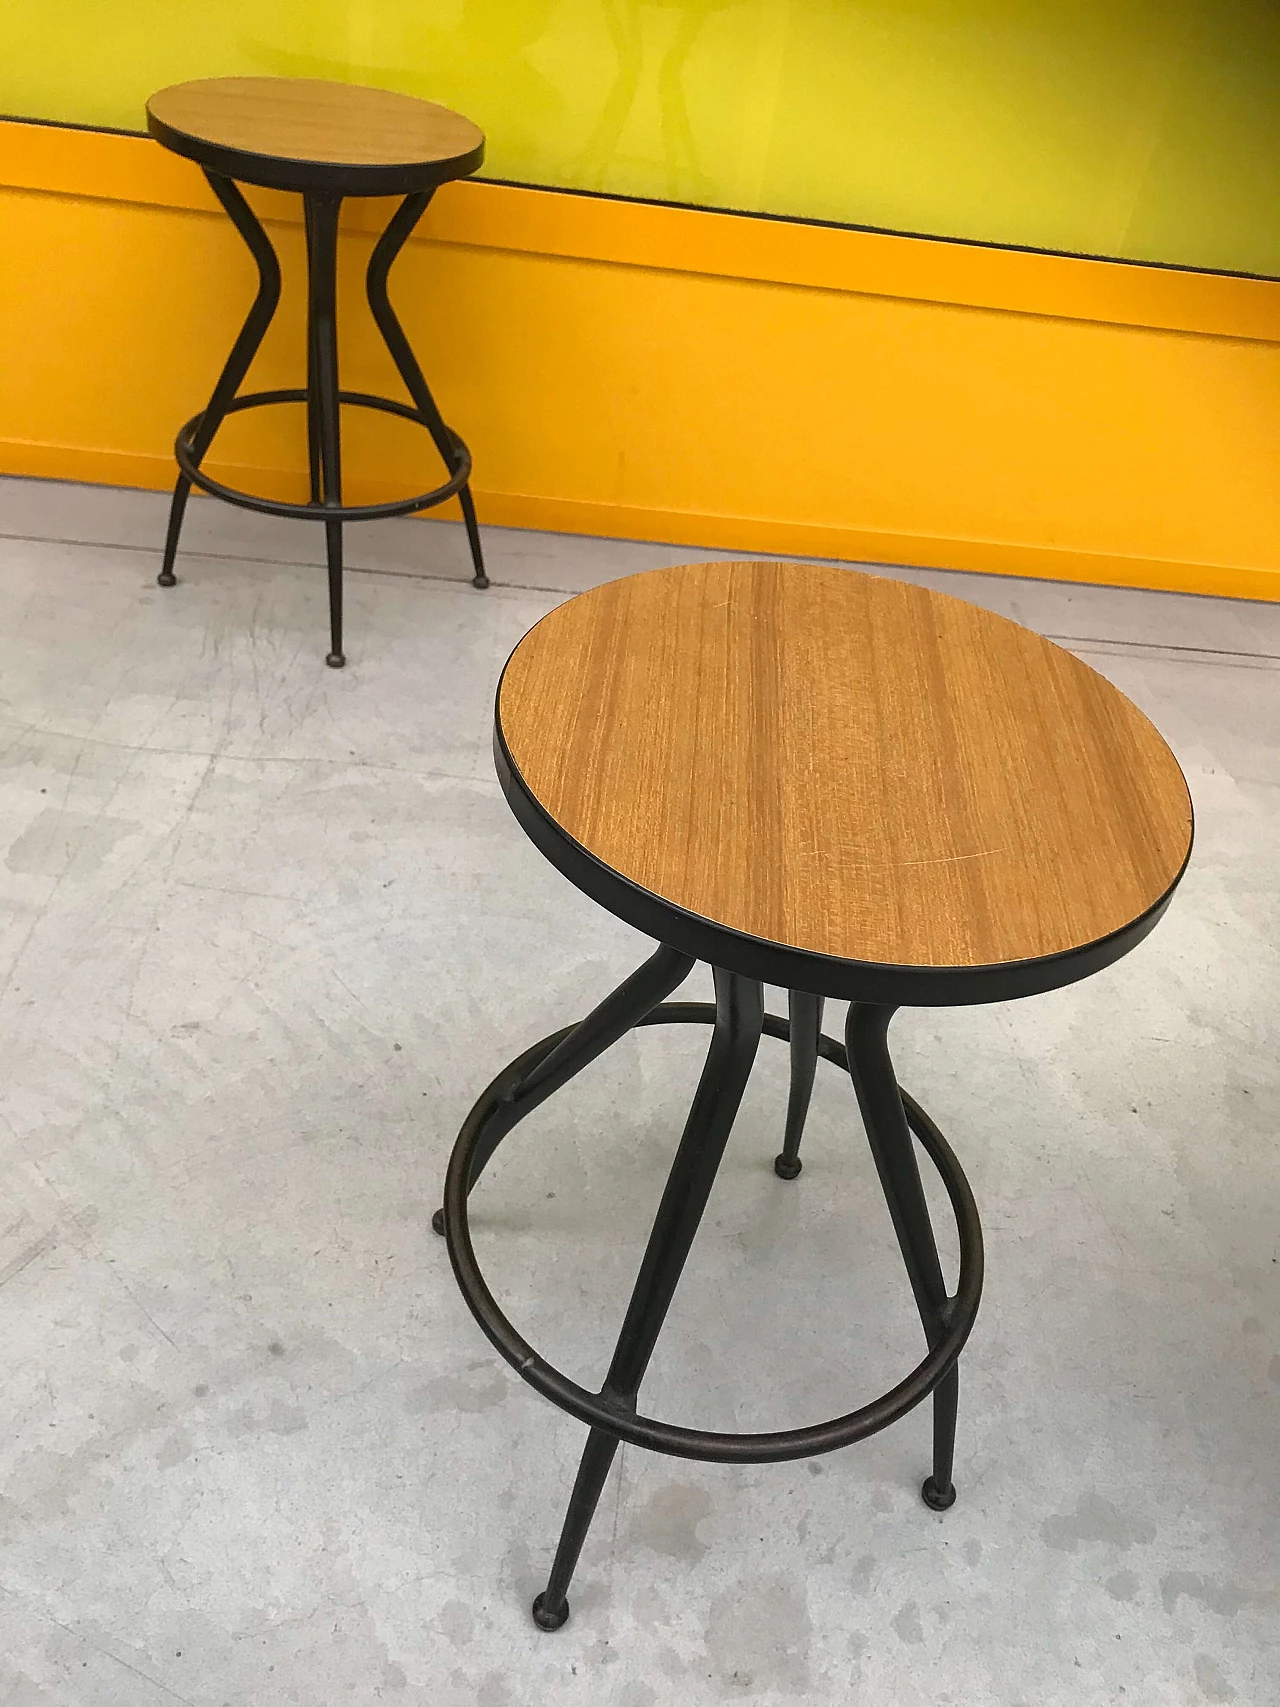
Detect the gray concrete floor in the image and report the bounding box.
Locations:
[0,475,1276,1707]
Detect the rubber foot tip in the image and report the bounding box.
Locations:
[472,573,491,590]
[532,1592,569,1631]
[773,1154,802,1180]
[326,652,346,669]
[431,1208,445,1237]
[157,572,176,587]
[922,1476,956,1511]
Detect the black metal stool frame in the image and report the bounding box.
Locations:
[157,172,488,668]
[432,682,1192,1631]
[437,944,984,1630]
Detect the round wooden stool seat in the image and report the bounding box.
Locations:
[497,560,1193,1004]
[146,76,485,195]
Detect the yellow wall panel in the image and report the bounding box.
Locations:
[1,3,1278,274]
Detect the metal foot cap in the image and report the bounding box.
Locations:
[773,1154,802,1180]
[431,1208,445,1237]
[532,1592,569,1631]
[472,572,491,590]
[326,652,346,669]
[922,1476,956,1511]
[157,572,176,587]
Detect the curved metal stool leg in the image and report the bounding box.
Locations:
[533,970,765,1630]
[302,200,323,508]
[431,943,694,1236]
[159,172,282,588]
[366,192,490,589]
[775,989,824,1179]
[846,1003,960,1510]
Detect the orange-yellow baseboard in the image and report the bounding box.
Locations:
[2,119,1278,601]
[4,436,1273,605]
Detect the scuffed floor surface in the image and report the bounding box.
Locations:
[0,476,1276,1706]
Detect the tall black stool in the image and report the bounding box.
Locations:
[146,76,490,667]
[435,560,1193,1628]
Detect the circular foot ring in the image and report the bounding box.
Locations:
[773,1154,802,1180]
[441,1004,983,1465]
[175,389,473,523]
[326,653,346,670]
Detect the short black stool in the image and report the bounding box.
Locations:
[437,560,1192,1628]
[147,76,490,667]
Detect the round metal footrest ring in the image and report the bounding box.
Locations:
[175,388,471,522]
[442,1003,983,1466]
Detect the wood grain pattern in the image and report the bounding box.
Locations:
[499,562,1192,970]
[147,78,483,172]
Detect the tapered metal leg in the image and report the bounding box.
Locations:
[305,194,346,668]
[534,969,765,1628]
[457,483,489,589]
[432,944,695,1236]
[531,1428,619,1631]
[926,1366,959,1510]
[324,527,344,666]
[159,173,282,588]
[302,200,323,507]
[846,1003,960,1508]
[366,192,489,589]
[157,480,192,590]
[775,990,824,1179]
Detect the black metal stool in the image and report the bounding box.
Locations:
[146,76,490,668]
[436,560,1193,1628]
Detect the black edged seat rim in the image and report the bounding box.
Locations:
[493,700,1193,1010]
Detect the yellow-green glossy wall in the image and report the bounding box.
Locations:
[3,1,1277,275]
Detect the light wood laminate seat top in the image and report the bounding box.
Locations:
[498,560,1192,976]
